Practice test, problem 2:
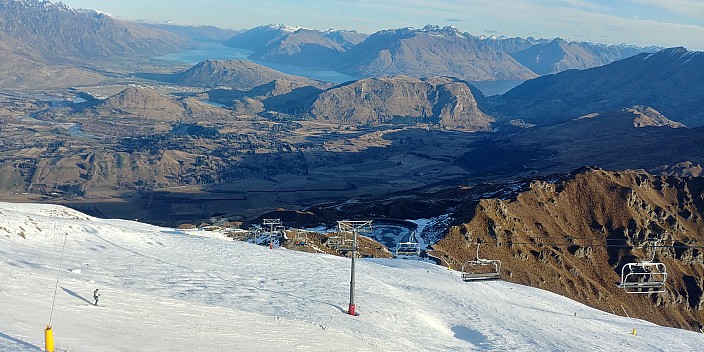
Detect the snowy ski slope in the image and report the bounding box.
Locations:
[1,202,702,351]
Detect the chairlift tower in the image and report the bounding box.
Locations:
[263,218,281,249]
[338,220,373,316]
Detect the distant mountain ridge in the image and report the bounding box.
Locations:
[336,25,537,81]
[223,24,296,51]
[497,47,704,126]
[0,0,197,88]
[510,38,655,75]
[146,23,241,42]
[169,59,321,90]
[249,29,349,67]
[0,0,193,61]
[224,24,659,81]
[225,24,368,68]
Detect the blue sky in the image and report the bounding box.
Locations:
[61,0,704,50]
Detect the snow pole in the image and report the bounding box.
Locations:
[632,328,637,336]
[45,325,54,352]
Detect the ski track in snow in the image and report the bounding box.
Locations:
[1,202,703,351]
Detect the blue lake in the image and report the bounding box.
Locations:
[154,42,360,84]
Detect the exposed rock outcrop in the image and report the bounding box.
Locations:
[432,168,704,331]
[308,76,494,131]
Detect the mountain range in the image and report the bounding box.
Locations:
[224,24,367,68]
[509,37,651,75]
[0,0,192,61]
[140,42,702,133]
[0,1,667,89]
[497,47,704,126]
[0,0,193,88]
[224,24,660,81]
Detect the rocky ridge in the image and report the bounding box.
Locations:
[170,59,321,90]
[307,76,494,131]
[431,167,704,331]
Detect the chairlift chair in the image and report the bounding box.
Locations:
[294,230,308,246]
[327,235,342,249]
[249,228,265,244]
[461,239,501,281]
[274,225,287,240]
[337,236,356,252]
[617,241,667,294]
[395,231,421,257]
[330,229,356,252]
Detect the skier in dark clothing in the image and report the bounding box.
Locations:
[93,289,100,306]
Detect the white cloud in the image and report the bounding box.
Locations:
[624,0,704,20]
[331,0,704,49]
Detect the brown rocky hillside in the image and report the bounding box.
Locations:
[170,60,320,90]
[308,76,494,131]
[100,87,185,114]
[431,167,704,331]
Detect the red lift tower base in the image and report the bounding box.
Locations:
[348,304,359,316]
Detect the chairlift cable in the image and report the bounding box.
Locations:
[496,233,704,243]
[477,240,704,249]
[48,231,69,327]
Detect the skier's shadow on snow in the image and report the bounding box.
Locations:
[62,286,93,305]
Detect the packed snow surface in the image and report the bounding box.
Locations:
[1,202,702,351]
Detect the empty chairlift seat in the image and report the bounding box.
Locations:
[395,231,421,257]
[617,241,667,294]
[618,261,667,293]
[461,239,501,281]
